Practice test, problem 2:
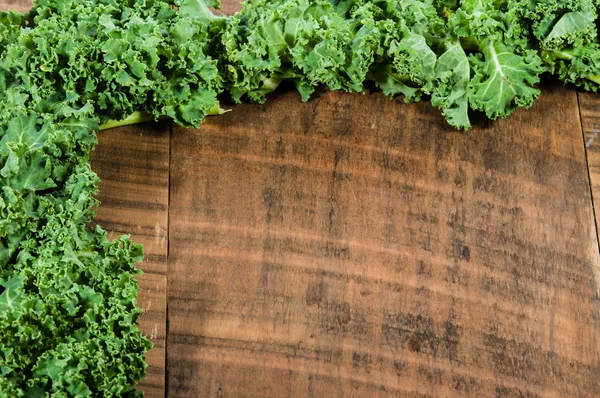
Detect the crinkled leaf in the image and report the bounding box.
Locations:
[469,41,543,120]
[430,40,472,129]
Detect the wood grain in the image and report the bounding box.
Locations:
[0,0,28,12]
[168,85,600,397]
[91,124,170,398]
[219,0,242,15]
[577,92,600,242]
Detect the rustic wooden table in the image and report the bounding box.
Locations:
[3,1,600,397]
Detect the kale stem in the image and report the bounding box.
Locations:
[99,111,154,131]
[542,50,600,86]
[99,103,229,131]
[587,75,600,85]
[546,50,575,60]
[262,77,283,91]
[208,102,231,115]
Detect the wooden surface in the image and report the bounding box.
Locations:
[577,92,600,242]
[168,86,600,397]
[0,0,27,12]
[3,1,600,397]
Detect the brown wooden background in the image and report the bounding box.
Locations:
[3,1,600,397]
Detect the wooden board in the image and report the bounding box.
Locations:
[167,85,600,397]
[0,0,28,12]
[91,124,170,398]
[577,92,600,242]
[219,0,242,14]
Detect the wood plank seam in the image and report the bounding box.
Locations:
[164,119,173,398]
[578,92,600,251]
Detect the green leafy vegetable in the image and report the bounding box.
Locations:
[0,106,151,396]
[508,0,600,92]
[2,0,225,128]
[221,0,379,102]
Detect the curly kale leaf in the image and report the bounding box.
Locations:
[542,44,600,92]
[0,106,151,396]
[507,0,600,92]
[468,40,543,119]
[222,0,378,103]
[0,109,98,263]
[440,0,544,125]
[368,24,437,102]
[177,0,224,21]
[507,0,598,49]
[335,0,444,102]
[1,0,224,128]
[0,10,26,54]
[0,225,150,397]
[430,39,471,129]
